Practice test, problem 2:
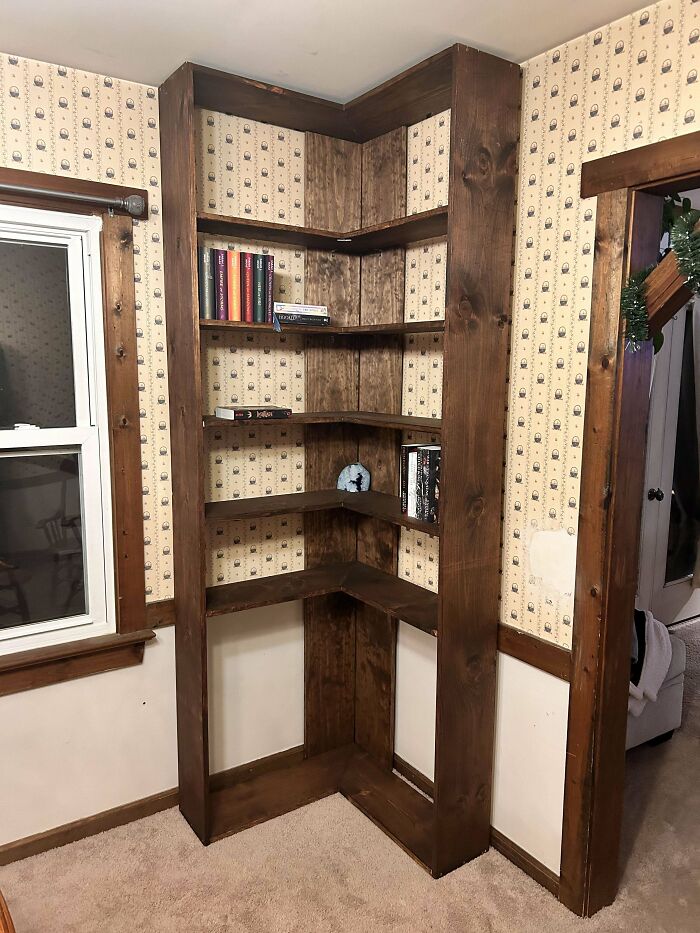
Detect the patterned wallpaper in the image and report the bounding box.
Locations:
[0,53,171,602]
[503,0,700,648]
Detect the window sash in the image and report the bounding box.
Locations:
[0,206,114,653]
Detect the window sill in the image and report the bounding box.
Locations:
[0,629,156,697]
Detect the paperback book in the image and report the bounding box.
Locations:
[214,405,292,421]
[400,444,440,522]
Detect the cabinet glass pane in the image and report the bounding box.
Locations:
[0,241,75,429]
[0,452,85,629]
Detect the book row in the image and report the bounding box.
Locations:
[198,246,274,323]
[401,444,440,523]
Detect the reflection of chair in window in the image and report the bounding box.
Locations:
[0,556,30,624]
[35,511,83,613]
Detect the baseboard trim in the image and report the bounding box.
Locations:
[391,754,560,896]
[489,828,560,896]
[0,787,178,866]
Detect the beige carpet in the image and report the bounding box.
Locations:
[1,623,698,932]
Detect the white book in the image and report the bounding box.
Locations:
[407,450,418,519]
[273,302,328,316]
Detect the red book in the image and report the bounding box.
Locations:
[213,249,228,321]
[241,252,254,323]
[264,254,275,323]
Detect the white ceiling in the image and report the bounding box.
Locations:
[1,0,644,98]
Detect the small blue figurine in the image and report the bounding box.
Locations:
[337,462,371,493]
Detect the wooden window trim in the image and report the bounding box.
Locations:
[0,167,154,693]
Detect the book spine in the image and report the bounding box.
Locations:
[230,409,291,421]
[253,254,265,324]
[227,250,241,321]
[198,246,215,320]
[264,255,275,323]
[416,447,427,521]
[426,448,440,523]
[274,313,330,325]
[274,302,328,316]
[241,253,254,323]
[407,450,418,519]
[213,249,228,321]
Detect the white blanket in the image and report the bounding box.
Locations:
[629,610,673,717]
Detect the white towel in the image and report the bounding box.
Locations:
[629,610,673,717]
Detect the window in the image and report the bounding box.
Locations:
[0,205,115,653]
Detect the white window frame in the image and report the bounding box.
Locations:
[0,204,115,654]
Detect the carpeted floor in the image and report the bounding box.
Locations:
[1,621,698,932]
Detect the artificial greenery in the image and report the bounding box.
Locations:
[670,208,700,293]
[620,266,654,351]
[662,193,692,241]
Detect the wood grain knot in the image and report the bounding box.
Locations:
[119,232,133,248]
[590,585,599,598]
[601,355,610,370]
[114,301,123,315]
[119,415,129,428]
[116,345,126,358]
[467,497,485,521]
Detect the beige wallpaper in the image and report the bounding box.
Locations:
[503,0,700,648]
[0,53,172,602]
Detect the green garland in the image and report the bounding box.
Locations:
[670,208,700,293]
[620,266,653,351]
[620,206,700,353]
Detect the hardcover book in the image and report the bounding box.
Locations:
[253,254,265,323]
[226,251,241,322]
[213,248,228,321]
[274,302,328,317]
[214,406,292,421]
[264,254,275,323]
[241,252,254,322]
[274,312,330,326]
[198,246,215,320]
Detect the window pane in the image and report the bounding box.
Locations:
[0,241,76,428]
[0,452,85,629]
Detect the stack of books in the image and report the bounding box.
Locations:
[401,444,440,523]
[198,245,275,323]
[273,302,330,326]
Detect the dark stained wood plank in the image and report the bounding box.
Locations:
[209,745,355,841]
[342,562,438,636]
[644,217,699,335]
[0,630,155,697]
[0,165,148,218]
[347,47,454,142]
[206,564,345,617]
[205,489,439,535]
[580,130,700,198]
[340,749,434,871]
[199,319,445,335]
[145,598,176,629]
[100,213,146,635]
[305,133,362,232]
[204,411,442,433]
[192,64,349,139]
[561,191,662,916]
[497,626,572,682]
[209,745,305,791]
[361,127,407,226]
[195,206,448,253]
[392,754,434,799]
[159,62,211,844]
[490,829,560,898]
[432,46,520,878]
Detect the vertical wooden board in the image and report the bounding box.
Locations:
[353,246,405,767]
[361,127,407,226]
[159,64,210,842]
[561,191,662,916]
[100,213,146,634]
[305,132,361,232]
[303,194,360,758]
[432,47,520,876]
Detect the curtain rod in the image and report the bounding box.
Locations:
[0,182,145,218]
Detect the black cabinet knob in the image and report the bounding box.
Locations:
[647,487,665,501]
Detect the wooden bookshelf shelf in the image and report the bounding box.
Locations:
[199,319,445,336]
[205,490,439,536]
[206,560,438,636]
[161,45,517,874]
[203,411,442,434]
[196,205,447,254]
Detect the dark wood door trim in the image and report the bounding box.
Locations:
[560,190,663,916]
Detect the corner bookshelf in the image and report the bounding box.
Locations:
[159,45,519,877]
